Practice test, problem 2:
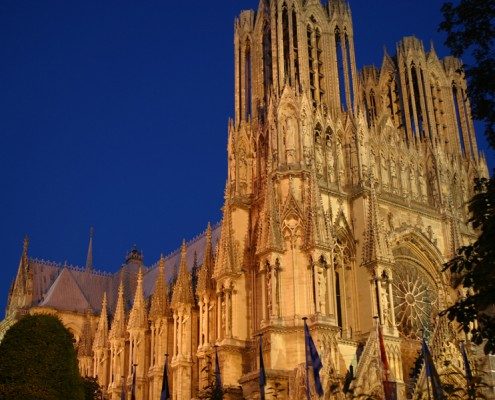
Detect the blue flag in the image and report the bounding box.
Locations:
[131,365,137,400]
[422,339,445,400]
[215,347,222,390]
[160,354,171,400]
[304,319,324,397]
[259,335,267,400]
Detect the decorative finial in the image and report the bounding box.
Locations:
[22,235,29,255]
[85,227,94,271]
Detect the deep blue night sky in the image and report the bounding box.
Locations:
[1,0,493,317]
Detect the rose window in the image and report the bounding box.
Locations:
[392,262,438,339]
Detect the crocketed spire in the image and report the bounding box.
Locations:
[109,278,126,339]
[256,177,283,255]
[127,267,148,329]
[171,240,194,307]
[93,292,109,349]
[362,181,392,265]
[150,255,168,319]
[78,311,93,357]
[196,223,215,296]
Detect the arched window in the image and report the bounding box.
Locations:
[282,4,290,83]
[452,83,465,154]
[391,245,439,339]
[316,28,324,102]
[262,23,272,104]
[307,25,316,106]
[335,28,347,110]
[410,64,424,138]
[314,123,322,142]
[245,40,252,119]
[344,33,354,108]
[292,8,300,85]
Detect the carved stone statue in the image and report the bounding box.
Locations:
[284,117,297,164]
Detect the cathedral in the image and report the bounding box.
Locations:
[1,0,492,399]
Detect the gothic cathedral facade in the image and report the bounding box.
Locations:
[1,0,491,399]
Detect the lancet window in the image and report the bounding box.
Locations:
[282,3,291,84]
[452,82,474,158]
[262,22,272,104]
[245,40,252,120]
[365,89,377,127]
[307,18,324,108]
[430,80,444,142]
[333,236,356,336]
[292,8,300,86]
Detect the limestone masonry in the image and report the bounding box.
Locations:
[2,0,492,399]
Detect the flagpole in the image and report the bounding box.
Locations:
[257,333,266,400]
[302,317,311,400]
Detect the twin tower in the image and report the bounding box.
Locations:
[2,0,489,399]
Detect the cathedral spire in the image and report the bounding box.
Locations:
[197,223,215,296]
[128,267,147,329]
[305,173,332,249]
[362,181,391,266]
[257,176,283,255]
[94,292,109,349]
[215,202,240,277]
[109,277,126,339]
[78,310,94,358]
[150,255,168,320]
[85,227,94,271]
[171,240,194,307]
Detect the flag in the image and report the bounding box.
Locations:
[160,354,171,400]
[303,319,324,397]
[460,341,473,387]
[120,377,126,400]
[259,335,267,400]
[422,339,445,400]
[377,325,397,400]
[214,347,222,391]
[131,364,137,400]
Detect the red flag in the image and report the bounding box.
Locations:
[377,325,396,400]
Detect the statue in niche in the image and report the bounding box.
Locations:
[380,276,391,326]
[317,266,327,313]
[400,160,408,195]
[266,264,272,316]
[410,162,418,199]
[326,147,335,183]
[238,150,248,195]
[220,293,226,335]
[273,259,281,316]
[418,168,427,202]
[284,116,297,164]
[315,136,324,178]
[336,140,346,186]
[390,157,398,191]
[301,112,312,166]
[380,151,389,187]
[427,169,440,205]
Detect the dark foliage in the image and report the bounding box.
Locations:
[439,0,495,355]
[440,0,495,147]
[0,314,84,400]
[82,377,102,400]
[442,178,495,354]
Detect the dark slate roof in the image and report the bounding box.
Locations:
[39,268,91,313]
[28,223,221,315]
